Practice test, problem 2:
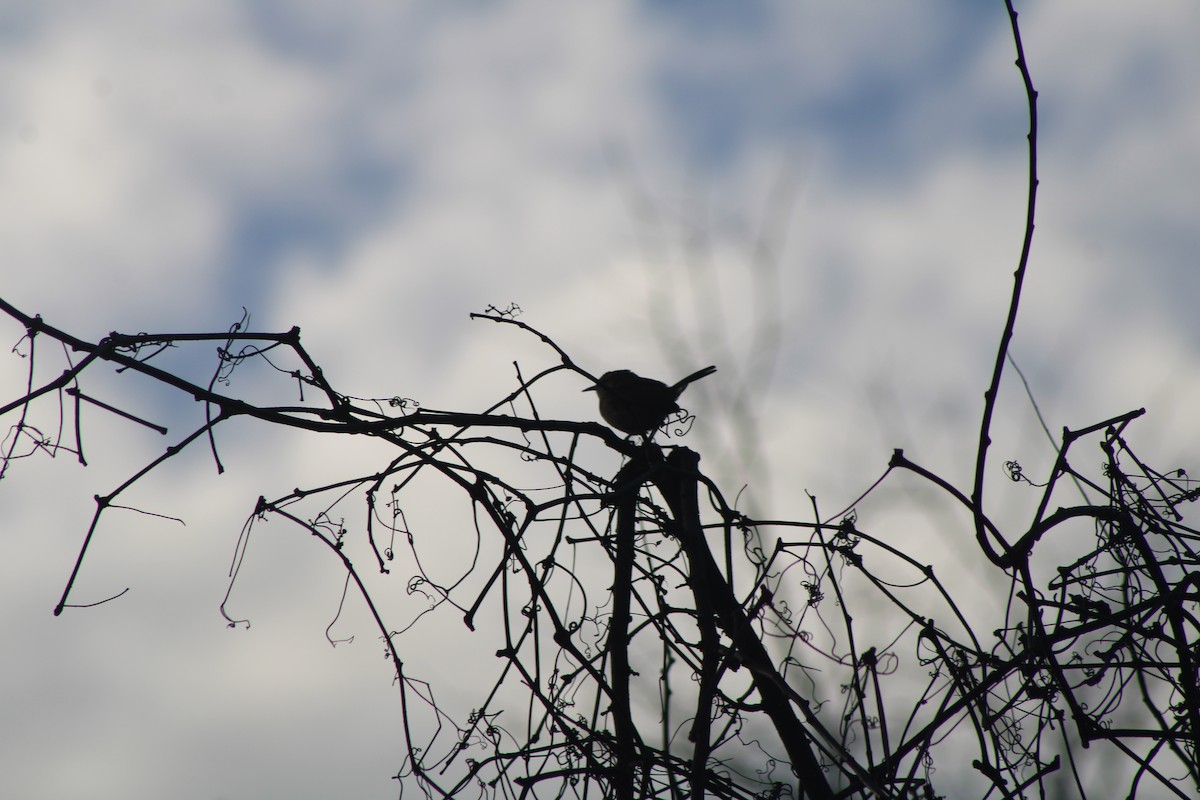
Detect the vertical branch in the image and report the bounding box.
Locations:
[609,467,638,800]
[687,569,721,800]
[973,0,1040,556]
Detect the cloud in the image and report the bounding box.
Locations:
[2,2,1199,797]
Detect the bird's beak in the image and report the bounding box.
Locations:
[583,385,597,393]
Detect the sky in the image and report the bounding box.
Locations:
[2,2,1199,798]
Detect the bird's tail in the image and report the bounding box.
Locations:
[672,365,717,392]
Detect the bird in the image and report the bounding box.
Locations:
[585,366,717,435]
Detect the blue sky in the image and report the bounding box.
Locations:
[3,2,1199,798]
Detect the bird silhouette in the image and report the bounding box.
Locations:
[585,366,716,435]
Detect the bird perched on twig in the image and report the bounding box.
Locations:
[585,366,717,435]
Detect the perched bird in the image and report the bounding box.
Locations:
[585,366,717,435]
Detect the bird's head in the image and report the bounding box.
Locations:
[584,370,636,395]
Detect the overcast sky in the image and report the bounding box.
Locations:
[3,2,1199,798]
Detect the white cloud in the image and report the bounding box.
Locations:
[2,2,1199,797]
